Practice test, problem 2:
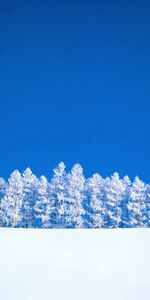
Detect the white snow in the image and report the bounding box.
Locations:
[0,229,149,300]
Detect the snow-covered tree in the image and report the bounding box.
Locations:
[144,184,150,227]
[47,162,67,228]
[66,164,85,228]
[21,168,39,228]
[103,173,126,228]
[0,177,7,226]
[120,175,131,228]
[0,178,6,201]
[83,174,104,228]
[34,175,50,228]
[128,176,146,228]
[1,170,23,227]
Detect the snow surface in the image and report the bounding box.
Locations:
[0,229,149,300]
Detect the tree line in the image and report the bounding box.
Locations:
[0,162,149,228]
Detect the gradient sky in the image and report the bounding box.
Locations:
[0,0,150,181]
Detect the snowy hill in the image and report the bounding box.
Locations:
[0,229,149,300]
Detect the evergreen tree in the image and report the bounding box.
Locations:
[84,174,104,228]
[103,173,125,228]
[120,175,131,228]
[0,177,7,226]
[34,175,50,228]
[0,178,6,200]
[48,162,67,228]
[1,170,23,227]
[128,176,146,227]
[66,164,85,228]
[21,168,39,228]
[145,184,150,227]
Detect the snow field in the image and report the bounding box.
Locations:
[0,228,149,300]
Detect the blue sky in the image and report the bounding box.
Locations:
[0,0,150,181]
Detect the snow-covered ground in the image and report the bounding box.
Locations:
[0,229,149,300]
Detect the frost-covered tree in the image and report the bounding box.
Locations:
[0,178,6,201]
[1,170,23,227]
[47,162,67,228]
[120,175,131,228]
[83,174,104,228]
[144,184,150,227]
[128,177,146,228]
[103,173,126,228]
[66,164,85,228]
[34,175,50,228]
[21,168,39,228]
[0,178,7,226]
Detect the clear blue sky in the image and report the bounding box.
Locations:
[0,0,150,181]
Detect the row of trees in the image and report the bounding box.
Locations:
[0,162,149,228]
